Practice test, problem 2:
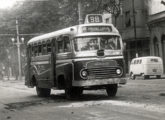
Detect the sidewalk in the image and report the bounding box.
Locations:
[0,78,26,90]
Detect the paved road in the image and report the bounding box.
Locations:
[0,78,165,120]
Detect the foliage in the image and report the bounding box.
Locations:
[0,0,116,76]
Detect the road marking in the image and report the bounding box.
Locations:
[58,100,165,113]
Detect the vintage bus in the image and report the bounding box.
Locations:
[25,14,126,99]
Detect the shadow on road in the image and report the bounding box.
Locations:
[4,92,126,111]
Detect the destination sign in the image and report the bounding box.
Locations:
[82,26,112,33]
[88,14,103,23]
[85,14,104,24]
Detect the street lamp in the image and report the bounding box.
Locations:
[11,18,24,81]
[11,37,24,80]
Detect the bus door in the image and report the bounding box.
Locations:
[50,38,56,87]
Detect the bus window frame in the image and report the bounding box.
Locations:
[42,41,47,55]
[56,35,72,54]
[47,39,52,54]
[38,42,42,56]
[34,43,38,56]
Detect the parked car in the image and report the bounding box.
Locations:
[129,56,163,79]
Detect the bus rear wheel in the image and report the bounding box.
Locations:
[156,75,161,79]
[144,75,149,79]
[36,87,51,97]
[65,87,83,99]
[106,84,118,97]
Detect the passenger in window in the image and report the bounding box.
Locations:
[63,37,71,52]
[58,45,63,53]
[64,43,71,52]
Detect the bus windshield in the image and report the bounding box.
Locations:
[74,36,121,52]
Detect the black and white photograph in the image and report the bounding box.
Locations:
[0,0,165,119]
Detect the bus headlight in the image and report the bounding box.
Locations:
[116,68,122,75]
[80,69,88,79]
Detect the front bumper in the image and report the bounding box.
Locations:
[72,78,122,87]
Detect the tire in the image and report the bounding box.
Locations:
[36,87,51,97]
[156,75,161,79]
[65,87,83,99]
[144,75,149,79]
[106,84,118,97]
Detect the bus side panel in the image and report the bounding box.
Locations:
[56,61,73,89]
[31,55,53,88]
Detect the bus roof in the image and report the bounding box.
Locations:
[27,23,119,45]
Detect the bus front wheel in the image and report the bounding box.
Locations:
[106,84,118,97]
[36,87,51,97]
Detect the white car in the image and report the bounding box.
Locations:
[129,56,163,79]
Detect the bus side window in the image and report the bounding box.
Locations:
[134,60,136,64]
[31,46,34,57]
[42,43,47,55]
[34,45,38,56]
[47,41,52,53]
[139,59,142,64]
[57,38,64,53]
[38,44,42,56]
[63,36,71,52]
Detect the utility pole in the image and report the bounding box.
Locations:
[78,0,83,24]
[132,0,137,57]
[16,18,22,81]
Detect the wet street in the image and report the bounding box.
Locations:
[0,78,165,120]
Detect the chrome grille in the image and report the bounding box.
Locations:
[87,67,120,79]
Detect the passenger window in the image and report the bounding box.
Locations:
[57,39,64,53]
[150,59,158,62]
[34,45,38,56]
[47,41,51,53]
[31,46,35,57]
[38,44,42,56]
[64,37,71,52]
[42,43,47,55]
[139,60,142,64]
[134,60,136,64]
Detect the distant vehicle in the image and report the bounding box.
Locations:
[25,14,126,99]
[129,56,163,79]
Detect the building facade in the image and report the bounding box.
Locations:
[117,0,150,72]
[148,11,165,71]
[104,0,165,73]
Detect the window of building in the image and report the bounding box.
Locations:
[125,11,131,27]
[153,37,159,56]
